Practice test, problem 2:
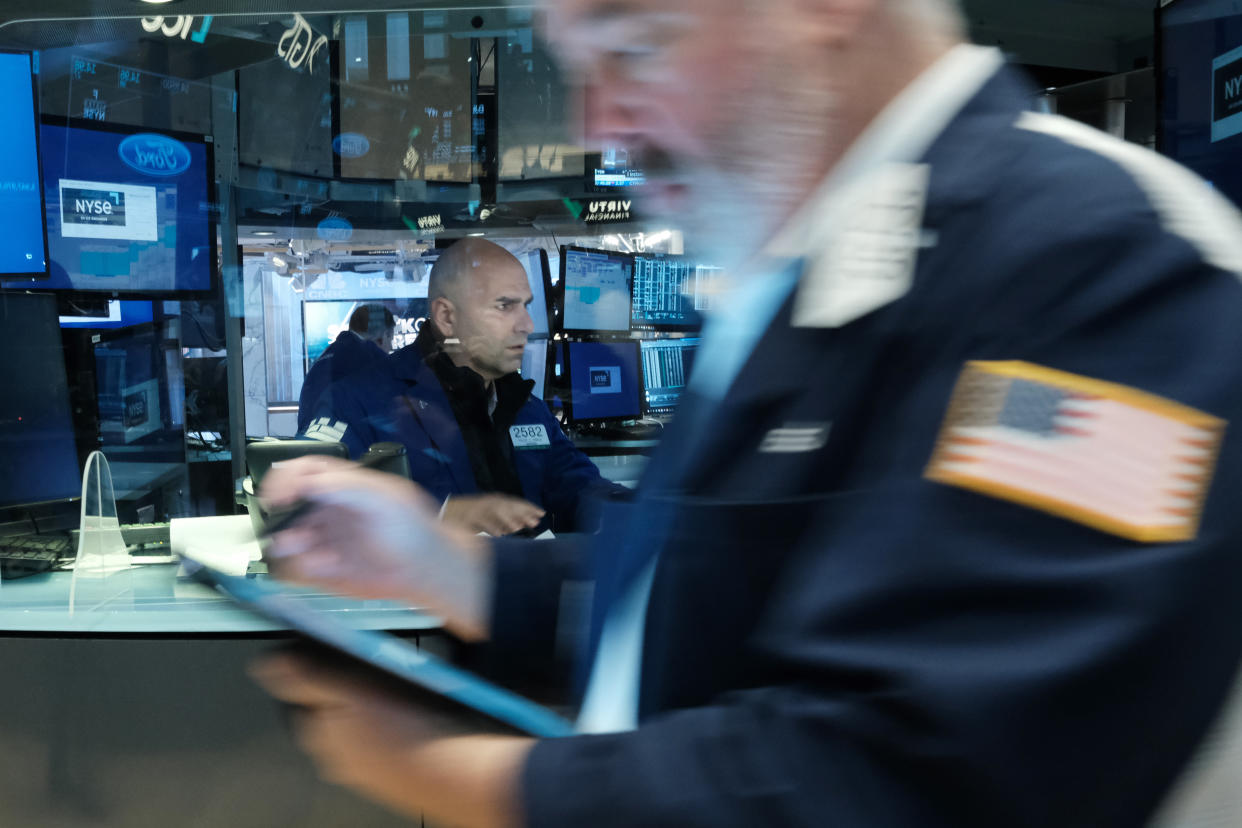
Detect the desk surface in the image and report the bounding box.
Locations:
[0,565,440,635]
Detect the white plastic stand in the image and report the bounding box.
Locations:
[69,451,134,614]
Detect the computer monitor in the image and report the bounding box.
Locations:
[520,249,552,337]
[0,52,48,279]
[1158,0,1242,206]
[2,116,216,297]
[563,340,642,425]
[304,298,428,365]
[59,300,154,330]
[0,292,81,509]
[591,147,645,190]
[521,339,548,401]
[559,245,634,335]
[631,254,708,332]
[94,321,169,447]
[245,440,351,488]
[640,337,699,416]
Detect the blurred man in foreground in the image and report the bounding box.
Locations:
[254,0,1242,825]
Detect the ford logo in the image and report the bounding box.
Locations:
[118,134,192,177]
[317,216,354,242]
[332,133,370,159]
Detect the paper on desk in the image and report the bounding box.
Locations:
[171,515,262,577]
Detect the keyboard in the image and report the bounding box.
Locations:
[0,534,73,579]
[67,521,172,552]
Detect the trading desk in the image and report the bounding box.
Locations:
[0,565,443,827]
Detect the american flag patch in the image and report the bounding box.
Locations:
[925,361,1226,543]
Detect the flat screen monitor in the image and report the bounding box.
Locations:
[0,292,81,508]
[520,249,552,337]
[1159,0,1242,206]
[304,298,428,365]
[559,245,633,335]
[521,339,548,401]
[640,337,699,416]
[592,147,644,189]
[59,300,153,329]
[632,254,709,332]
[2,116,215,297]
[563,340,642,425]
[94,321,169,446]
[0,52,48,278]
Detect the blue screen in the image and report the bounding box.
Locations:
[567,340,641,422]
[3,121,212,294]
[1161,0,1242,206]
[0,292,80,507]
[59,300,153,329]
[0,53,47,277]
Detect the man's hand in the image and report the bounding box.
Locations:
[260,455,492,641]
[442,494,546,536]
[251,651,532,828]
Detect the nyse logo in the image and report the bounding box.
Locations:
[77,199,114,215]
[1227,76,1242,101]
[63,187,126,227]
[123,391,148,428]
[118,133,192,177]
[588,366,621,394]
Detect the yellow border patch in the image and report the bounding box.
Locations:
[925,361,1226,543]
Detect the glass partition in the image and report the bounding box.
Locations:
[0,5,688,526]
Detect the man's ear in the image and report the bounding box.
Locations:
[783,0,882,48]
[431,297,456,339]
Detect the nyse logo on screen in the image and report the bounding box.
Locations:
[589,366,621,394]
[1213,45,1242,143]
[123,391,148,428]
[118,133,192,176]
[62,187,127,227]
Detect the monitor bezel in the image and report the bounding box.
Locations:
[562,338,643,426]
[557,244,635,337]
[0,50,50,281]
[8,113,220,301]
[530,247,555,337]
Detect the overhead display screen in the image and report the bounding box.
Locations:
[3,118,214,295]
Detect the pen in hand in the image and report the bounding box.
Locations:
[260,450,398,539]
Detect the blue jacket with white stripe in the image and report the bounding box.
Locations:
[299,341,622,533]
[485,63,1242,827]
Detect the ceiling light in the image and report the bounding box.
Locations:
[252,230,276,237]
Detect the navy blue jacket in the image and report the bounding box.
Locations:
[487,66,1242,827]
[297,331,390,434]
[300,342,622,532]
